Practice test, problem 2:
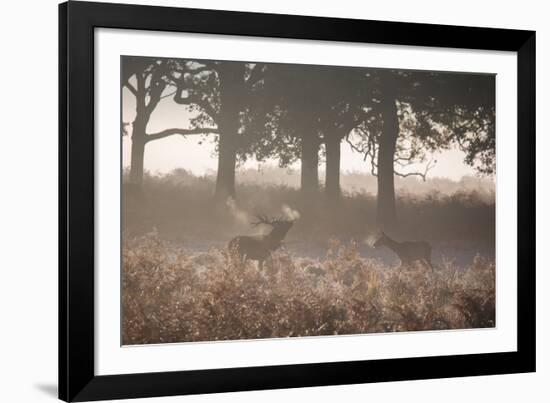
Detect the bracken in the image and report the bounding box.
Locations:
[122,233,495,345]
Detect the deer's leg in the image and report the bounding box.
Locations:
[424,257,435,272]
[266,254,279,278]
[397,260,406,272]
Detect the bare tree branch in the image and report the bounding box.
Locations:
[159,90,177,100]
[393,158,435,181]
[146,127,219,142]
[124,81,138,96]
[345,135,365,155]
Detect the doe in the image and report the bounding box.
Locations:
[374,232,434,271]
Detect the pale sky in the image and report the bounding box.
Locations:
[122,87,479,180]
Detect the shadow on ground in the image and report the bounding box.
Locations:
[34,383,57,399]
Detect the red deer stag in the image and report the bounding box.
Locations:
[374,232,434,271]
[228,215,295,268]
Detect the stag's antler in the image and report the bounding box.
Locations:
[251,214,274,227]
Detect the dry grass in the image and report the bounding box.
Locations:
[123,171,495,248]
[122,232,495,345]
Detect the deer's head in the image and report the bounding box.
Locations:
[251,214,295,237]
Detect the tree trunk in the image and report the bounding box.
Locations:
[129,118,147,186]
[214,63,244,201]
[377,94,399,230]
[214,130,237,200]
[325,133,341,201]
[301,131,319,196]
[128,71,149,188]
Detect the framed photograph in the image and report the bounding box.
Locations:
[59,1,535,401]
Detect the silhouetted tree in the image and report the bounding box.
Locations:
[317,68,366,201]
[247,64,365,198]
[349,69,495,229]
[425,74,495,174]
[170,60,265,199]
[246,64,324,196]
[122,57,219,186]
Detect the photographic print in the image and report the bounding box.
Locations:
[121,56,496,345]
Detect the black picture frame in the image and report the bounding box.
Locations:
[59,1,536,401]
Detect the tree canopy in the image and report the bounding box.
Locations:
[122,56,495,225]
